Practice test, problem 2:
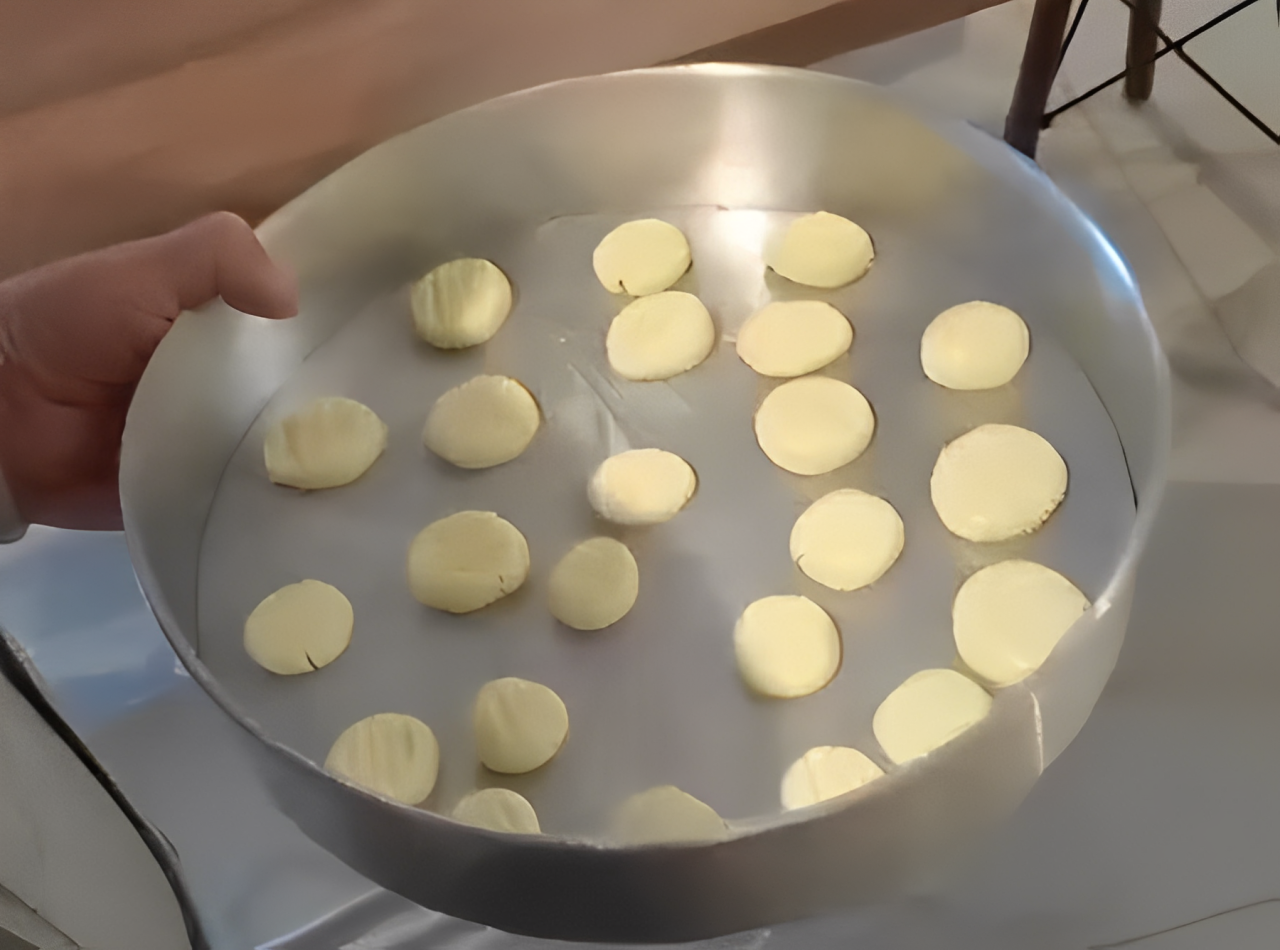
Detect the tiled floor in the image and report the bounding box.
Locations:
[816,0,1280,485]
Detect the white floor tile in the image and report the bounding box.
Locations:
[1215,262,1280,383]
[1147,183,1274,299]
[1120,153,1200,203]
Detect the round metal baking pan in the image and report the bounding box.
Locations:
[121,65,1169,943]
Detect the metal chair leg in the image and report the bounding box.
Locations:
[1124,0,1163,100]
[1004,0,1074,159]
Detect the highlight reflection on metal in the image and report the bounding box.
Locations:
[121,65,1170,943]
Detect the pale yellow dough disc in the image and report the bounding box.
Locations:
[930,423,1067,542]
[452,788,541,834]
[790,489,904,592]
[264,396,387,490]
[408,511,530,613]
[953,559,1090,687]
[243,580,353,675]
[325,713,439,805]
[736,300,854,378]
[606,291,715,381]
[588,448,697,525]
[473,677,569,774]
[411,258,513,349]
[872,669,992,765]
[548,537,639,631]
[921,301,1030,390]
[734,595,841,699]
[593,219,692,296]
[766,211,874,288]
[780,746,885,811]
[754,376,875,476]
[423,375,540,469]
[611,786,728,845]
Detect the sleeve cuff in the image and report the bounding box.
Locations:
[0,468,28,543]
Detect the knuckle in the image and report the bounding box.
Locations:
[200,210,252,244]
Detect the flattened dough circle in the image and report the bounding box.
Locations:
[548,537,639,631]
[588,448,697,525]
[790,489,904,591]
[325,713,439,805]
[606,291,715,381]
[408,511,530,613]
[954,559,1090,686]
[411,258,512,349]
[593,219,692,296]
[754,376,875,475]
[930,423,1067,542]
[473,677,569,774]
[452,788,541,834]
[612,786,728,845]
[243,580,353,675]
[872,669,991,765]
[780,746,885,810]
[766,211,874,288]
[921,301,1029,390]
[264,396,387,490]
[423,375,540,469]
[734,595,841,699]
[736,300,853,378]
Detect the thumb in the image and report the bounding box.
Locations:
[145,211,299,320]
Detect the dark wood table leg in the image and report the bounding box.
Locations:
[1004,0,1074,159]
[1124,0,1163,100]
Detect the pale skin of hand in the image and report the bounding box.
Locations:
[0,212,298,530]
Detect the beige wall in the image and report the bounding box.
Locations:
[0,0,1005,276]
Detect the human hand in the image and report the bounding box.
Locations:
[0,212,298,530]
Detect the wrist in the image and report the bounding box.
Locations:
[0,328,42,535]
[0,463,27,543]
[0,348,29,542]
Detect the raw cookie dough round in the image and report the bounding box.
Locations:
[473,677,569,774]
[790,489,904,591]
[411,258,513,349]
[953,559,1090,687]
[264,396,387,490]
[872,669,992,765]
[736,300,853,378]
[593,219,692,296]
[423,375,540,469]
[606,291,715,381]
[408,511,530,613]
[243,580,353,675]
[734,595,841,699]
[921,301,1030,390]
[588,449,697,525]
[325,713,439,805]
[766,211,874,288]
[452,788,541,834]
[780,746,885,811]
[612,786,728,845]
[548,537,639,631]
[754,376,875,476]
[930,423,1067,542]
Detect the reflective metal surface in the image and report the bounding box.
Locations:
[121,65,1170,942]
